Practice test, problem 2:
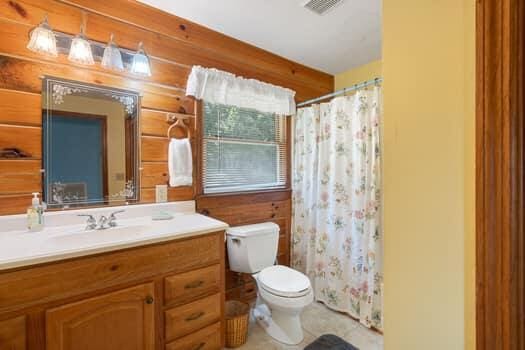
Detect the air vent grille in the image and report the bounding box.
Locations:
[302,0,345,15]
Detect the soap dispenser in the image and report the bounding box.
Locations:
[27,192,44,231]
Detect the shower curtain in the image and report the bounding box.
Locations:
[292,87,383,330]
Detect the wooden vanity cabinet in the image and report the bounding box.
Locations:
[0,231,225,350]
[46,283,155,350]
[0,316,26,350]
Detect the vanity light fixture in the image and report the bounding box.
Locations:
[26,14,58,57]
[68,25,95,65]
[26,21,154,75]
[101,34,124,71]
[130,42,152,77]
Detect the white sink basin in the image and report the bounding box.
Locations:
[0,201,229,270]
[46,225,149,247]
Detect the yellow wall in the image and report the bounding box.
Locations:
[381,1,475,349]
[335,60,382,90]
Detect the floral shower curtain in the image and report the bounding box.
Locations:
[292,87,383,330]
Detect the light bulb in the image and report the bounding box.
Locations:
[27,15,58,57]
[101,34,124,71]
[68,26,94,65]
[130,42,151,77]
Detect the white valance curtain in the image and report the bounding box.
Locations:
[185,66,296,115]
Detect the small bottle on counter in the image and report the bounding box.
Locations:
[27,192,45,231]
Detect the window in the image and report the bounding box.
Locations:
[202,102,287,194]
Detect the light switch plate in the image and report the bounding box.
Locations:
[155,185,168,203]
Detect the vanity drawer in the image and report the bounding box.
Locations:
[165,293,221,341]
[165,322,221,350]
[164,264,221,306]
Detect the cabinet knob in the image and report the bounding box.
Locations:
[145,296,154,304]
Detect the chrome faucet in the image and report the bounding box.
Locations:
[108,210,125,227]
[97,215,109,229]
[77,214,97,231]
[78,210,125,230]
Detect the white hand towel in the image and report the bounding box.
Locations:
[168,138,192,187]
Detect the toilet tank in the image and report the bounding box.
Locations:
[226,222,280,274]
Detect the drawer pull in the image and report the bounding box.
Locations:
[145,296,154,304]
[185,311,205,321]
[185,280,204,289]
[193,342,206,350]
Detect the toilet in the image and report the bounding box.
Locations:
[226,222,313,345]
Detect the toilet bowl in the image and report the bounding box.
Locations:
[253,265,313,345]
[226,223,313,345]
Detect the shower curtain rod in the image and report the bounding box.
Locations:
[296,77,383,108]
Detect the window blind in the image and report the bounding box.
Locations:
[202,102,287,194]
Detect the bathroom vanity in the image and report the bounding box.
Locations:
[0,203,228,350]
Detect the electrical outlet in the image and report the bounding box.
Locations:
[155,185,168,203]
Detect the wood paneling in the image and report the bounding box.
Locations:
[61,0,332,90]
[0,0,331,99]
[0,125,41,158]
[0,0,331,214]
[140,187,194,203]
[0,18,190,89]
[476,0,525,349]
[203,200,291,225]
[0,193,36,215]
[0,89,40,126]
[141,110,192,137]
[0,160,41,194]
[141,136,168,162]
[0,0,329,313]
[0,55,186,102]
[140,162,168,188]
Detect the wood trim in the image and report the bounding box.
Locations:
[476,0,525,349]
[195,100,204,197]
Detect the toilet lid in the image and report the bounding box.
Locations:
[258,265,311,298]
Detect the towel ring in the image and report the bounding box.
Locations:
[166,113,192,139]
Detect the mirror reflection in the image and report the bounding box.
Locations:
[42,77,139,207]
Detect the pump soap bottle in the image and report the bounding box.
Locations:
[27,192,44,231]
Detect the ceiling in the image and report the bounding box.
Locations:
[137,0,381,75]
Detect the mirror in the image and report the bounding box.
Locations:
[42,77,140,208]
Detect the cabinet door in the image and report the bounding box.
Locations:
[0,316,26,350]
[46,283,155,350]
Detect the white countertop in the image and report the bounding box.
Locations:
[0,202,229,271]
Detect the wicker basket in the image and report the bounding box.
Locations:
[225,300,250,348]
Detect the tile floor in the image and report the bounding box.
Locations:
[235,301,383,350]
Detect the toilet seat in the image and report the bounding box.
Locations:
[258,265,311,298]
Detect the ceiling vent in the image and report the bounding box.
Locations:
[302,0,345,15]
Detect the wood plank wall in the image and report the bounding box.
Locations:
[0,0,333,299]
